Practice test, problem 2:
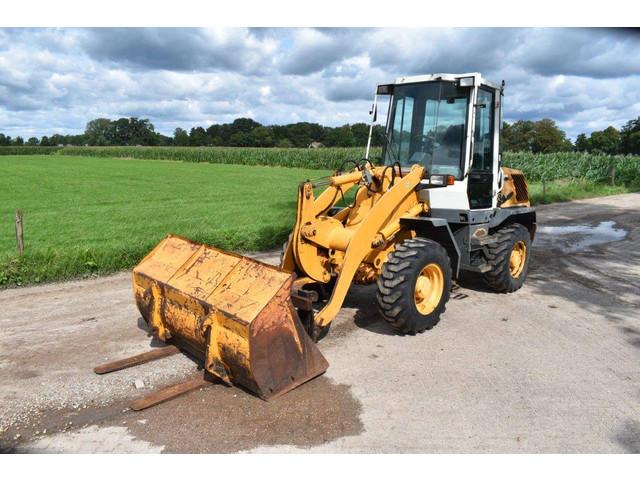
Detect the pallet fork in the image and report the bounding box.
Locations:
[94,345,213,411]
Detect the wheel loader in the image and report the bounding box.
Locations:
[95,73,536,409]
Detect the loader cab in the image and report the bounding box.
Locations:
[376,73,502,213]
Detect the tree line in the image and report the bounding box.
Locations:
[502,117,640,155]
[2,115,640,155]
[0,117,386,149]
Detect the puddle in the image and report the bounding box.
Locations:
[536,221,628,253]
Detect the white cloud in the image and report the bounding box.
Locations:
[0,27,639,140]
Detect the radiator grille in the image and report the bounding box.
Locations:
[511,173,529,202]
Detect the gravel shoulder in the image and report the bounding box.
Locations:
[1,193,639,453]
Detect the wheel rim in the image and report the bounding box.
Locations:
[413,263,444,315]
[509,240,527,278]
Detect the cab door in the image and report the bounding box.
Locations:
[467,87,496,209]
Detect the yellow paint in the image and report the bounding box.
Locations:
[414,263,444,315]
[500,167,531,207]
[331,169,363,186]
[509,240,527,278]
[132,235,327,397]
[313,165,426,327]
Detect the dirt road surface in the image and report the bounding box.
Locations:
[1,193,639,453]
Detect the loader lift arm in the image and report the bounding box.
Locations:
[285,164,427,338]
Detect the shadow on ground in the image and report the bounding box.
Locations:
[613,419,640,453]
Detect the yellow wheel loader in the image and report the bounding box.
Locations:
[95,73,535,408]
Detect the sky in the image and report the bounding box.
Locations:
[1,27,639,140]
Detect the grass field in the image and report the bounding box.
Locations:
[1,154,637,287]
[0,155,329,286]
[528,180,635,205]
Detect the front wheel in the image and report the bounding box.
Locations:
[376,237,452,335]
[483,223,532,293]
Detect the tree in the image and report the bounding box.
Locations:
[326,125,355,147]
[531,119,572,153]
[14,136,24,146]
[229,131,251,147]
[189,126,208,146]
[502,120,535,152]
[371,125,385,147]
[230,118,262,134]
[589,126,620,155]
[250,126,275,147]
[173,128,189,146]
[109,117,158,145]
[574,133,590,152]
[85,118,114,146]
[620,116,640,155]
[26,137,39,146]
[280,122,326,147]
[40,136,50,146]
[49,134,65,146]
[350,123,369,147]
[575,126,622,154]
[0,133,10,146]
[156,134,174,146]
[276,138,293,148]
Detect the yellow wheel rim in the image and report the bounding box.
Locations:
[414,263,444,315]
[509,240,527,278]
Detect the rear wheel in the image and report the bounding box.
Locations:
[376,237,452,334]
[483,223,531,293]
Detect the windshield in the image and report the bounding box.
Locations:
[383,81,469,178]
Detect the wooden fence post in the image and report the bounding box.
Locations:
[15,209,24,255]
[609,160,616,186]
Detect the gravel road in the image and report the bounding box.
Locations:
[1,193,638,453]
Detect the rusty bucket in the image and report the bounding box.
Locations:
[132,234,328,399]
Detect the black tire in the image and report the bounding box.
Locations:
[376,237,452,335]
[483,223,531,293]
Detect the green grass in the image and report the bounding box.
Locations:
[1,154,638,287]
[528,179,638,205]
[0,155,330,286]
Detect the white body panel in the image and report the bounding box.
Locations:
[419,178,470,210]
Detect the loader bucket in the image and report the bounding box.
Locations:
[132,234,328,399]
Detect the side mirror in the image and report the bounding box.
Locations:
[370,103,378,122]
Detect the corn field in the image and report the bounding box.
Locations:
[0,146,62,155]
[2,146,639,185]
[58,146,377,170]
[503,152,640,185]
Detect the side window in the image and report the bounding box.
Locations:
[471,88,494,171]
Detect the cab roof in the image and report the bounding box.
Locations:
[381,72,502,92]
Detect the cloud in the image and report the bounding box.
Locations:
[0,27,639,140]
[80,28,276,74]
[278,28,362,75]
